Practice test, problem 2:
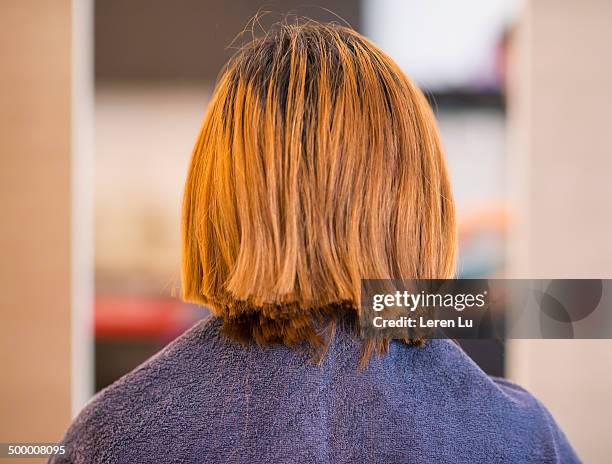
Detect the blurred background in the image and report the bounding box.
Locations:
[1,0,611,462]
[93,0,513,390]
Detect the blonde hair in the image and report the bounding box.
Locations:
[182,21,456,363]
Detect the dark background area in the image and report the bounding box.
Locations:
[95,0,360,82]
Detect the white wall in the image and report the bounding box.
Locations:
[94,85,210,293]
[363,0,521,90]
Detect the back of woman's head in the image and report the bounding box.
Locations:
[182,20,456,359]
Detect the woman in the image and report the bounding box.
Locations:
[53,21,579,463]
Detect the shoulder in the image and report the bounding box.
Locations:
[392,339,580,462]
[52,317,228,464]
[488,376,580,462]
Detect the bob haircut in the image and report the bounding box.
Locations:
[182,21,456,363]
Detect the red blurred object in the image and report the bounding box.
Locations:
[95,296,202,340]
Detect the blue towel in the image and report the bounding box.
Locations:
[51,316,579,463]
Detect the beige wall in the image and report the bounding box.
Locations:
[0,0,72,443]
[94,84,209,294]
[507,0,612,461]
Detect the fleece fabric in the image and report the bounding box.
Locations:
[51,316,579,463]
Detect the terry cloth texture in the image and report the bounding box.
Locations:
[51,316,580,463]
